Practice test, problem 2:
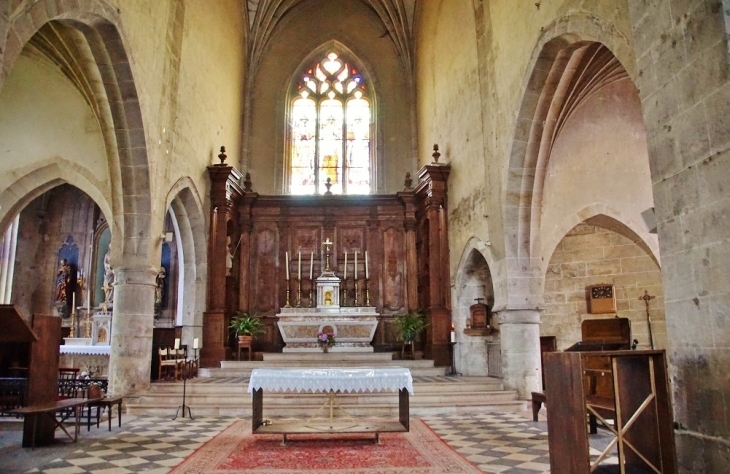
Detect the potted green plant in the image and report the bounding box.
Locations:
[229,311,264,343]
[393,310,428,343]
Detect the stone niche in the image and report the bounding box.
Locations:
[276,307,379,352]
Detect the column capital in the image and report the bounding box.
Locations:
[494,308,541,325]
[112,266,159,287]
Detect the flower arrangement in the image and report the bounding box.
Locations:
[317,330,336,352]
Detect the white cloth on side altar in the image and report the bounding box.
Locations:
[247,367,414,394]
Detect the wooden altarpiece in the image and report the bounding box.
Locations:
[201,150,452,367]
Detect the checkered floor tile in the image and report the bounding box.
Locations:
[3,412,620,473]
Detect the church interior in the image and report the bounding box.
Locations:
[0,0,728,472]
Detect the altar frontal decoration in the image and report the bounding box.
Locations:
[170,419,480,474]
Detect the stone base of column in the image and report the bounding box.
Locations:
[496,309,542,399]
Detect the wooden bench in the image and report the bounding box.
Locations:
[6,398,95,449]
[532,390,616,433]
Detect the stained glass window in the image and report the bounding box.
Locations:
[289,52,371,195]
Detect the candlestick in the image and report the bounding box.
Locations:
[298,252,301,281]
[354,279,359,307]
[365,279,370,306]
[285,281,292,308]
[193,338,199,349]
[343,251,347,279]
[310,252,314,280]
[354,251,358,280]
[285,251,290,280]
[174,338,180,350]
[70,292,76,337]
[296,279,302,307]
[365,251,369,279]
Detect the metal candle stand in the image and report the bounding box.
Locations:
[446,342,462,377]
[172,345,194,420]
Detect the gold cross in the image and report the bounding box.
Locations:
[323,238,333,250]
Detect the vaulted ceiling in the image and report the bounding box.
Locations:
[245,0,417,75]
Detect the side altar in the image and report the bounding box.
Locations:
[277,238,379,352]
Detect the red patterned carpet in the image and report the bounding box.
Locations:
[171,419,481,473]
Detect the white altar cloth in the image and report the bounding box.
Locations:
[60,345,111,356]
[248,367,413,395]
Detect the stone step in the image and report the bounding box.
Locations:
[126,399,529,418]
[144,377,504,394]
[201,366,446,378]
[134,388,516,406]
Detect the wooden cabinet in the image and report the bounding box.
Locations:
[543,350,676,473]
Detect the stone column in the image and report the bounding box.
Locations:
[496,309,541,398]
[107,266,157,397]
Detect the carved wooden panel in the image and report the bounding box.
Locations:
[382,227,405,312]
[252,227,278,311]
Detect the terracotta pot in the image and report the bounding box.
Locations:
[238,335,253,344]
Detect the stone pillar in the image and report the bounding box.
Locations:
[107,266,157,397]
[496,309,541,398]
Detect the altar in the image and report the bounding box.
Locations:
[277,307,379,352]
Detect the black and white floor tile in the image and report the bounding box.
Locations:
[2,412,619,473]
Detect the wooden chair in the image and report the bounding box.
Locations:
[174,349,187,379]
[158,348,180,381]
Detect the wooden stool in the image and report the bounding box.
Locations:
[401,341,414,360]
[238,339,253,361]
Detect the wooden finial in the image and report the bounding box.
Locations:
[217,146,227,165]
[324,177,333,195]
[432,144,441,163]
[243,172,252,192]
[404,172,413,190]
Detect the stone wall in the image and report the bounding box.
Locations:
[542,223,665,351]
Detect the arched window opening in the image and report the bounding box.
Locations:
[290,52,371,195]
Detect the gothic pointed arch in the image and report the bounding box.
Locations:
[286,44,377,195]
[0,0,153,268]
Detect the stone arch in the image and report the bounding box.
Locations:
[276,39,383,193]
[543,204,660,274]
[452,237,498,376]
[0,0,152,267]
[165,178,208,347]
[0,160,113,237]
[503,15,640,308]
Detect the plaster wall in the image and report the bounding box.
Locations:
[107,0,245,234]
[415,0,636,291]
[415,0,489,271]
[540,78,656,264]
[0,54,109,206]
[543,223,666,351]
[246,0,413,194]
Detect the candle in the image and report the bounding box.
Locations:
[72,292,76,311]
[343,251,347,279]
[174,338,180,350]
[298,252,301,280]
[310,252,314,280]
[193,338,199,349]
[285,251,290,280]
[365,251,369,279]
[450,330,456,343]
[354,251,358,279]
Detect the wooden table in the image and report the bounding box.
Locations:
[7,398,97,449]
[247,367,413,444]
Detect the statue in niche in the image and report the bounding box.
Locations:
[102,245,114,308]
[226,236,233,276]
[154,266,166,318]
[55,259,71,303]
